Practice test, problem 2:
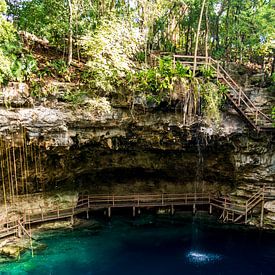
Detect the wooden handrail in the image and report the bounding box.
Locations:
[151,52,273,129]
[0,188,270,234]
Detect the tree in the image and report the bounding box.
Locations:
[193,0,207,74]
[68,0,73,65]
[0,0,18,84]
[80,15,145,92]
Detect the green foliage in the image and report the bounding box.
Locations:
[0,0,22,84]
[10,54,38,82]
[62,89,86,105]
[131,56,192,97]
[130,56,224,123]
[201,82,223,124]
[0,0,7,13]
[6,0,275,73]
[80,15,144,93]
[49,60,68,75]
[199,65,216,80]
[8,0,68,45]
[0,49,12,84]
[30,80,45,98]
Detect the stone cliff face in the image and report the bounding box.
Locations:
[0,95,273,195]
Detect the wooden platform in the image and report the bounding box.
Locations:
[1,187,272,240]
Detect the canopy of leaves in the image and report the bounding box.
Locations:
[6,0,275,65]
[0,0,18,83]
[80,16,145,92]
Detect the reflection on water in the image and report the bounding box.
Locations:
[0,214,275,275]
[186,250,222,264]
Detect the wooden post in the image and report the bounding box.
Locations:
[108,207,111,218]
[57,206,60,218]
[133,206,136,217]
[193,204,196,214]
[260,193,264,228]
[245,201,248,224]
[255,109,258,125]
[112,195,115,206]
[238,89,241,106]
[17,218,22,238]
[6,216,9,231]
[171,205,175,215]
[161,194,164,206]
[86,210,89,219]
[209,204,212,215]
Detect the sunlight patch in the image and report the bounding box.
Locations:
[186,250,222,264]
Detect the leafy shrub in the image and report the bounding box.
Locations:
[131,56,192,97]
[49,59,68,75]
[199,65,216,79]
[0,49,12,84]
[201,82,223,124]
[80,15,145,93]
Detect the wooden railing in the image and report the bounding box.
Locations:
[150,53,274,131]
[211,187,265,224]
[80,193,212,208]
[0,218,18,239]
[0,188,273,239]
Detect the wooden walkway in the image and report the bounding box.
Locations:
[150,53,274,132]
[1,187,274,240]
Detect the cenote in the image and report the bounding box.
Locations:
[1,214,275,275]
[0,1,275,274]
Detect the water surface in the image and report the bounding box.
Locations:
[1,214,275,275]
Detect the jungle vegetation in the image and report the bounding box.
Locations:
[0,0,274,122]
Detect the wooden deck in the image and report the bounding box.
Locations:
[1,187,273,240]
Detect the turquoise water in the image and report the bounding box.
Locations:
[1,214,275,275]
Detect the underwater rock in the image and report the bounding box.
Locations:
[0,245,23,259]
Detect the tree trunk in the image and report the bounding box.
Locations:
[205,2,209,64]
[272,50,275,75]
[225,0,231,61]
[193,0,207,75]
[68,0,73,66]
[185,25,190,55]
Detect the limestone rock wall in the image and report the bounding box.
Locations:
[0,100,273,196]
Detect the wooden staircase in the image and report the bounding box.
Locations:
[211,188,265,225]
[150,53,274,132]
[211,59,274,132]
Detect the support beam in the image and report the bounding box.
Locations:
[171,205,175,215]
[260,200,264,228]
[108,207,111,218]
[193,204,196,214]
